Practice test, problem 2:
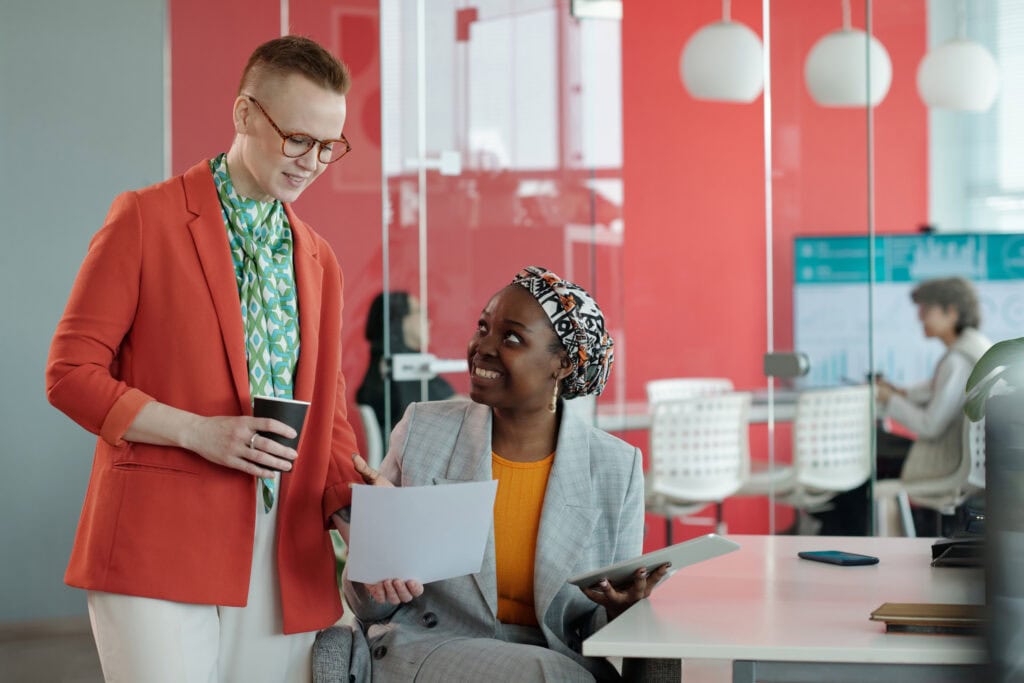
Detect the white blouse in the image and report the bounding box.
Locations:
[884,351,975,439]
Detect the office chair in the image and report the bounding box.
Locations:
[876,417,986,537]
[646,377,734,403]
[646,391,752,544]
[739,385,873,527]
[356,404,385,469]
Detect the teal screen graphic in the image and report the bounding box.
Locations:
[794,233,1024,387]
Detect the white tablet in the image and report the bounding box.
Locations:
[567,533,740,588]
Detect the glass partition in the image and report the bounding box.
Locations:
[375,0,1020,543]
[766,0,876,536]
[375,0,626,442]
[870,0,1022,539]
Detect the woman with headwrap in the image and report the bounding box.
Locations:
[320,267,664,682]
[356,291,455,436]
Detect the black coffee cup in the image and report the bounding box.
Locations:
[253,396,310,451]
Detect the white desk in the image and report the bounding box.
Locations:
[595,390,800,432]
[584,535,985,682]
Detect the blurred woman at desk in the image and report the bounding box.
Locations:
[826,277,992,536]
[323,266,665,682]
[874,277,991,535]
[875,277,991,481]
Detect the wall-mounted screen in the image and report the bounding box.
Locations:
[794,233,1024,387]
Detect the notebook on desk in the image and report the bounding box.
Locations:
[869,602,985,635]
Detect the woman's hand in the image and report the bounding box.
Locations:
[182,415,297,478]
[363,578,424,605]
[875,379,903,405]
[352,453,393,487]
[124,402,297,478]
[335,454,394,546]
[580,563,671,621]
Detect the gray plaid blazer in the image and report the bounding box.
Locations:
[342,399,644,681]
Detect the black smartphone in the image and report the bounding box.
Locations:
[798,550,879,566]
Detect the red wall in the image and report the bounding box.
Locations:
[622,0,928,541]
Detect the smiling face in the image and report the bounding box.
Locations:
[467,285,570,414]
[226,72,347,203]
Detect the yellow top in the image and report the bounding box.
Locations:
[491,451,555,626]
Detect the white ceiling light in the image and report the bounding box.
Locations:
[917,1,998,112]
[681,0,764,103]
[804,0,892,107]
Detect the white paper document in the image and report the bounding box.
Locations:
[345,480,498,584]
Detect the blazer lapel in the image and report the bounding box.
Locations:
[285,205,322,403]
[434,404,498,616]
[184,162,250,413]
[534,408,599,621]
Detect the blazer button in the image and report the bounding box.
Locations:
[421,612,439,628]
[373,645,388,660]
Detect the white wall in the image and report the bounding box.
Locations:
[0,0,165,621]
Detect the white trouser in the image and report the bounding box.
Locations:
[87,488,315,683]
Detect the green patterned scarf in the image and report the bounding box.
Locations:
[210,153,300,512]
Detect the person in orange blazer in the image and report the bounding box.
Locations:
[46,36,362,682]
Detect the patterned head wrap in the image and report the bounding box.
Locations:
[511,266,615,399]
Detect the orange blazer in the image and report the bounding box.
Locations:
[46,160,360,634]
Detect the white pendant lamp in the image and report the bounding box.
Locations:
[917,1,998,111]
[804,0,892,107]
[681,0,764,103]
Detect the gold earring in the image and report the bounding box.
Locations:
[548,382,559,413]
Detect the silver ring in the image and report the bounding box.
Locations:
[249,433,258,450]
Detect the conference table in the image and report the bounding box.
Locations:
[583,535,986,682]
[595,389,800,432]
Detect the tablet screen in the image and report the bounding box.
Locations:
[568,533,740,588]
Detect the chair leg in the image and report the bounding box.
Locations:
[897,490,916,538]
[665,514,673,546]
[714,502,727,535]
[795,509,822,535]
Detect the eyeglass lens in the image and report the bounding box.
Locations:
[282,135,348,164]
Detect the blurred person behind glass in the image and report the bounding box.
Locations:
[356,291,456,436]
[822,277,992,536]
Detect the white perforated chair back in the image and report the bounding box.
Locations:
[648,392,752,502]
[357,404,384,470]
[885,415,985,530]
[966,417,986,490]
[646,378,734,403]
[793,386,872,493]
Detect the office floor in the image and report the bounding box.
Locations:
[0,616,104,683]
[0,616,728,682]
